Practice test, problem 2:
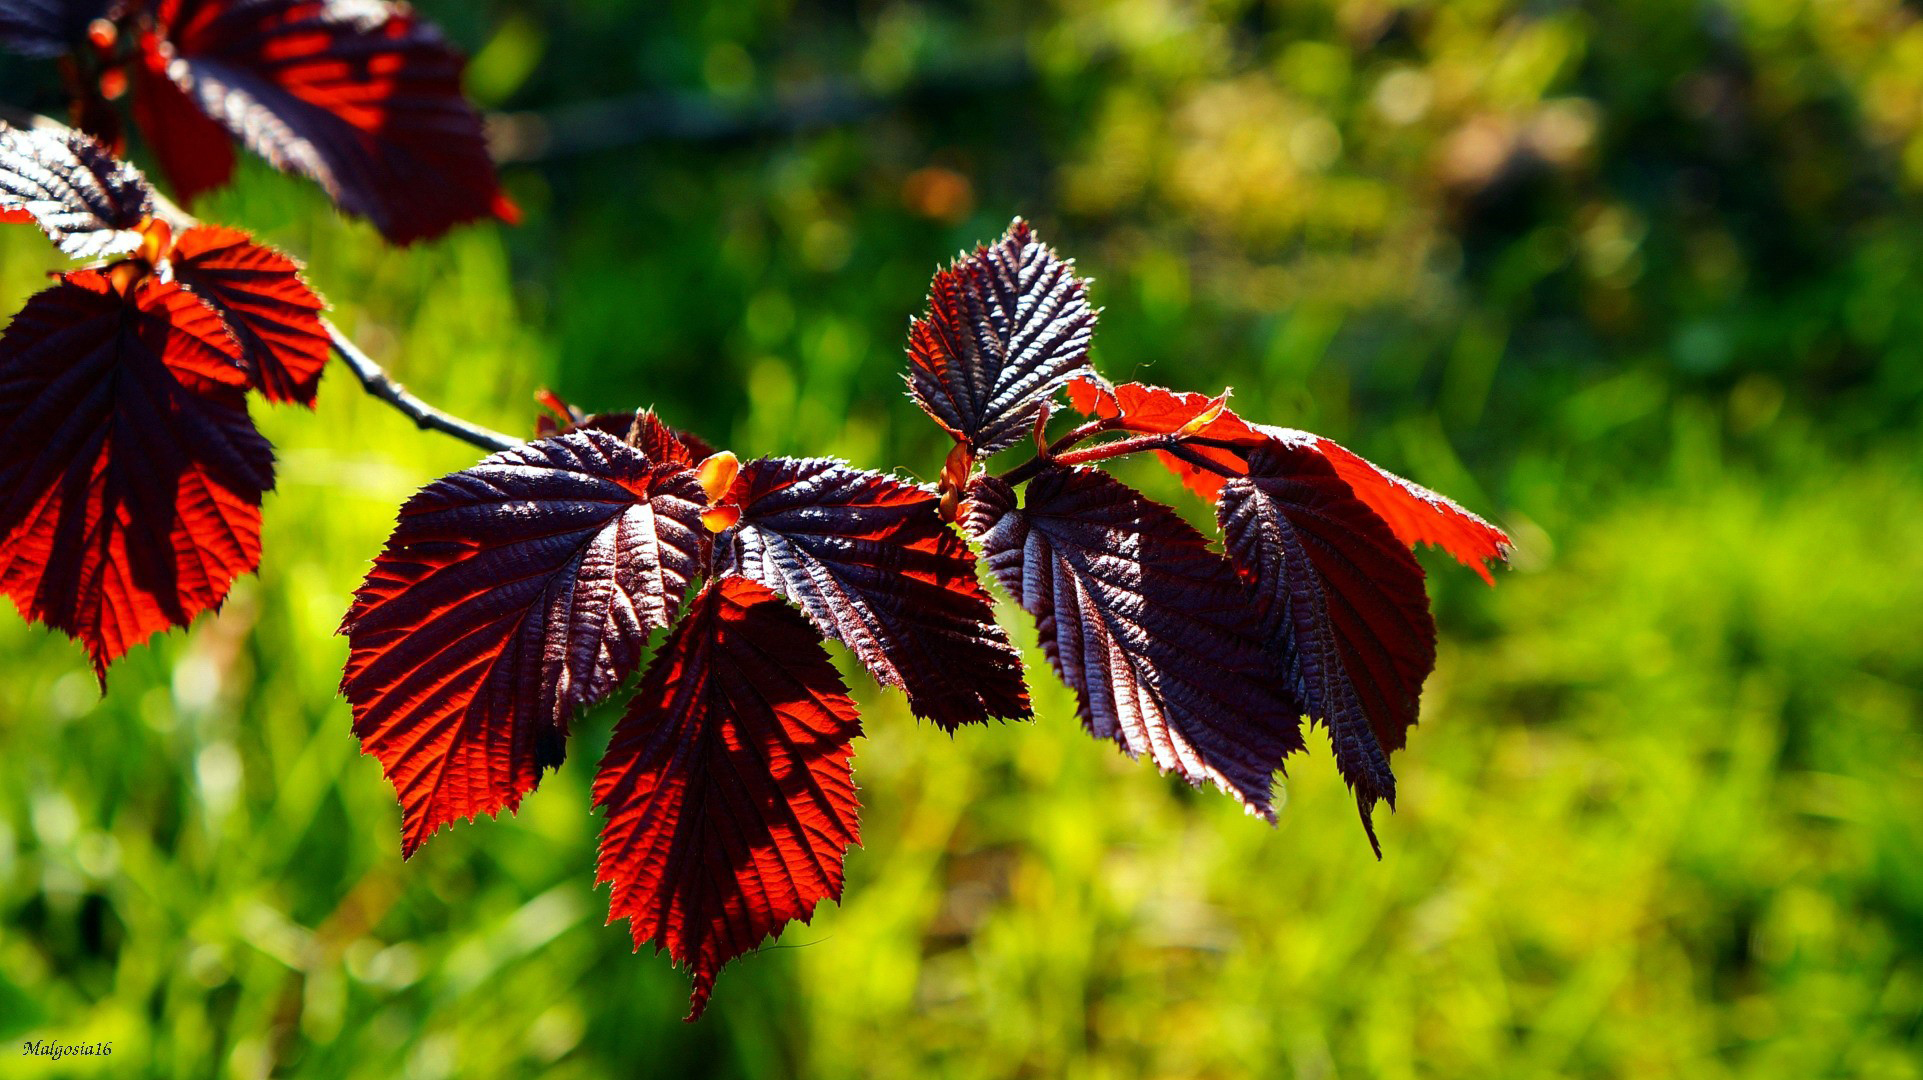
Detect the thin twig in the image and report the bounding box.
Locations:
[995,432,1164,487]
[994,427,1254,489]
[324,321,519,452]
[989,416,1123,487]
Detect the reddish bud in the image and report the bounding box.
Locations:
[103,259,147,297]
[695,451,740,503]
[136,217,173,265]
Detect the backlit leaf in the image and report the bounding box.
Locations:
[341,430,709,856]
[962,469,1303,817]
[721,457,1029,730]
[1065,375,1262,500]
[594,574,861,1020]
[143,0,516,243]
[1302,436,1511,585]
[170,224,329,406]
[1065,376,1510,580]
[0,121,152,257]
[906,219,1096,456]
[0,271,273,679]
[1218,440,1437,855]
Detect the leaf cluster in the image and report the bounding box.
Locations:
[342,220,1511,1016]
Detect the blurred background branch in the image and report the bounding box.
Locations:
[488,43,1036,162]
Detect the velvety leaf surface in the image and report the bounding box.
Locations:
[962,469,1302,817]
[906,219,1096,456]
[1065,376,1510,580]
[721,456,1029,730]
[1217,440,1437,854]
[0,121,152,257]
[145,0,515,243]
[341,430,708,857]
[170,224,329,405]
[0,272,272,679]
[594,574,862,1021]
[0,0,106,57]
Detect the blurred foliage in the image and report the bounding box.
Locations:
[3,0,1922,1076]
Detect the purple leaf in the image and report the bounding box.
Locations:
[905,219,1096,457]
[721,456,1030,730]
[1217,440,1437,855]
[962,468,1303,817]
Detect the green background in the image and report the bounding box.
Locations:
[2,0,1921,1075]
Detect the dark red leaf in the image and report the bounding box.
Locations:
[143,0,515,243]
[906,219,1096,456]
[0,271,273,679]
[594,574,861,1021]
[131,39,238,205]
[962,469,1303,817]
[721,457,1029,730]
[0,0,106,57]
[1305,436,1511,585]
[341,430,709,856]
[1065,376,1511,581]
[0,121,152,257]
[1217,440,1437,855]
[169,224,329,406]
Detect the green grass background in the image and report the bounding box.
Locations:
[2,0,1921,1076]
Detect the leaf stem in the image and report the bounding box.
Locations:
[994,416,1123,486]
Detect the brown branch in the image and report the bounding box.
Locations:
[323,322,518,451]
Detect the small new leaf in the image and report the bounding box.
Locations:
[722,457,1030,730]
[341,430,709,856]
[963,469,1303,817]
[595,574,862,1021]
[906,219,1096,457]
[1218,440,1438,855]
[0,272,273,679]
[532,405,717,465]
[0,121,152,258]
